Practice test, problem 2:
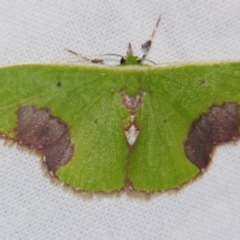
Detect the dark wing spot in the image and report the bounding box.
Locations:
[15,106,74,172]
[200,79,206,85]
[184,103,240,169]
[56,81,62,87]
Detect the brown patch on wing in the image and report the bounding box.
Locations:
[120,91,143,112]
[184,103,240,169]
[15,106,74,172]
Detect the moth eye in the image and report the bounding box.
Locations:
[120,57,126,64]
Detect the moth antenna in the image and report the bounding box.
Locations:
[65,48,78,56]
[143,58,156,65]
[141,15,162,62]
[65,48,104,64]
[99,53,124,58]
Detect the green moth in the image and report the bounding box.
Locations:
[1,17,240,193]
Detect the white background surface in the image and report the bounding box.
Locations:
[0,1,240,239]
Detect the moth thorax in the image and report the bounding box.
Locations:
[120,91,143,111]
